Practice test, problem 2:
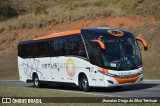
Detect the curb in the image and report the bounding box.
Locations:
[144,79,160,81]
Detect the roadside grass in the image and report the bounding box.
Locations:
[0,86,159,106]
[0,86,96,97]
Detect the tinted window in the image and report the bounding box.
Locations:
[49,34,87,59]
[64,34,87,58]
[81,30,104,66]
[83,39,103,66]
[35,41,46,57]
[50,38,60,57]
[18,34,87,59]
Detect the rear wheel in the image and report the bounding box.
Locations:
[33,75,41,88]
[80,75,90,92]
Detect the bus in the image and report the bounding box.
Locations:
[18,28,148,91]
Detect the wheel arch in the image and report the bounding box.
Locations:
[32,72,38,80]
[78,72,89,86]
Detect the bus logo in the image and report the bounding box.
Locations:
[66,58,76,77]
[108,30,124,37]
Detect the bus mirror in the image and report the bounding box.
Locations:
[90,40,105,49]
[136,37,148,51]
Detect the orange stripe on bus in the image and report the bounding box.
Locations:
[114,75,140,84]
[34,30,81,40]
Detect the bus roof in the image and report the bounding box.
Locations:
[19,28,134,44]
[81,28,134,38]
[34,30,80,40]
[33,27,133,40]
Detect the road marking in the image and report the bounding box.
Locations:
[49,89,119,97]
[145,88,160,91]
[144,80,160,81]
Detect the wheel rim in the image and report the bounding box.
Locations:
[34,77,38,86]
[82,78,87,88]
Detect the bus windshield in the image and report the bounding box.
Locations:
[102,37,142,70]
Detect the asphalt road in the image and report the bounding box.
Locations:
[0,80,160,97]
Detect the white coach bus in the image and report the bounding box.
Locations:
[18,28,147,91]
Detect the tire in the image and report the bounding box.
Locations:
[78,79,82,90]
[33,75,41,88]
[80,75,90,92]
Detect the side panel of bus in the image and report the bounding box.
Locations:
[18,56,98,86]
[18,57,27,82]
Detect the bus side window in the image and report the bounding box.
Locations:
[87,41,103,66]
[29,43,35,58]
[92,43,103,66]
[49,34,87,58]
[50,38,59,57]
[65,34,87,58]
[18,44,22,58]
[35,41,46,57]
[78,38,87,58]
[65,36,73,55]
[78,35,87,58]
[24,44,29,58]
[59,37,66,56]
[45,40,52,57]
[22,44,27,58]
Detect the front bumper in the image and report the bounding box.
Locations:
[104,74,143,87]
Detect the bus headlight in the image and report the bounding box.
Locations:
[138,70,143,75]
[107,73,116,77]
[98,70,116,77]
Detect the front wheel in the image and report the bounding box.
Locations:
[80,75,90,92]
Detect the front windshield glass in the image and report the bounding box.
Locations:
[81,29,142,71]
[102,37,142,70]
[121,38,142,68]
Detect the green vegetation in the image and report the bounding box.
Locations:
[0,86,159,106]
[0,86,95,97]
[0,2,18,21]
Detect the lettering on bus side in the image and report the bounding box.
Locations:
[41,58,76,77]
[41,63,66,69]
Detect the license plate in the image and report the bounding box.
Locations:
[124,82,132,85]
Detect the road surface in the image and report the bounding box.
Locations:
[0,80,160,97]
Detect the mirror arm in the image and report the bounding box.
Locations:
[90,40,105,49]
[136,37,148,51]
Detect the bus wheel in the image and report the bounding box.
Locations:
[81,75,90,92]
[78,79,82,90]
[33,75,41,88]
